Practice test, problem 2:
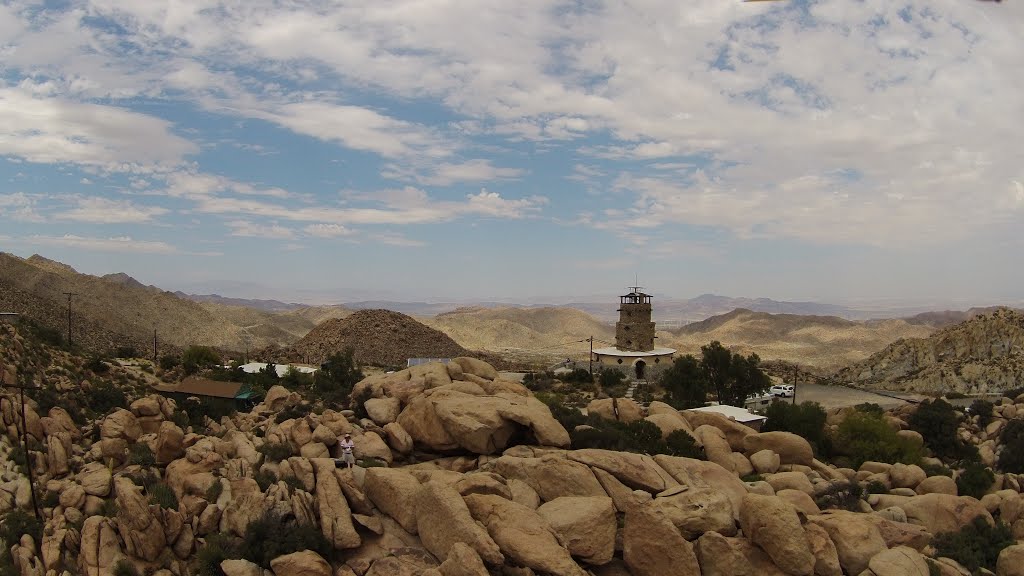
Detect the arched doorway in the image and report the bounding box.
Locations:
[634,360,646,380]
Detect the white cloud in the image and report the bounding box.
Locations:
[227,220,295,240]
[57,196,168,224]
[381,159,524,186]
[21,234,179,254]
[0,88,197,171]
[0,192,45,222]
[304,224,354,238]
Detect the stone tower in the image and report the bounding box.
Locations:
[615,287,655,352]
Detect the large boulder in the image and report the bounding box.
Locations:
[645,412,695,440]
[465,494,588,576]
[738,494,814,576]
[310,459,360,549]
[567,449,671,492]
[682,410,753,450]
[113,477,166,562]
[491,455,606,502]
[623,501,701,576]
[652,487,737,539]
[916,475,958,496]
[364,397,402,425]
[269,550,331,576]
[997,544,1024,576]
[155,421,185,465]
[364,468,421,534]
[433,543,489,576]
[414,481,503,565]
[654,455,749,519]
[867,546,930,576]
[694,425,736,472]
[809,512,887,576]
[695,531,788,576]
[586,398,643,423]
[537,496,616,565]
[100,409,142,442]
[901,493,993,534]
[78,516,122,576]
[742,432,813,466]
[804,522,842,576]
[889,464,927,490]
[450,357,499,381]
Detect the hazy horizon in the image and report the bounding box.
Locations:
[2,1,1022,305]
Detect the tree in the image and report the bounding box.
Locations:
[700,341,770,407]
[182,345,221,375]
[315,348,364,405]
[908,399,978,463]
[660,355,708,409]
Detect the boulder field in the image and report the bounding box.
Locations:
[3,355,1024,576]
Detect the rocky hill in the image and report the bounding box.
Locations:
[268,309,469,367]
[423,306,615,365]
[836,308,1024,395]
[0,252,342,353]
[665,308,934,370]
[7,320,1024,576]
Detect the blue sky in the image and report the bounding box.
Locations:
[1,0,1022,305]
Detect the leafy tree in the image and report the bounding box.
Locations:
[763,401,828,454]
[957,462,995,500]
[909,399,978,463]
[998,420,1024,473]
[660,355,709,409]
[834,412,922,468]
[701,341,770,407]
[599,369,627,398]
[182,345,221,375]
[315,348,364,406]
[969,399,995,428]
[560,368,593,385]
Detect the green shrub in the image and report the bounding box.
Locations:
[945,391,968,400]
[196,533,240,576]
[182,345,222,375]
[113,560,140,576]
[274,403,313,424]
[88,381,128,416]
[665,429,704,459]
[257,442,293,462]
[42,490,59,508]
[560,368,593,385]
[0,509,43,549]
[854,403,884,415]
[253,469,278,491]
[86,356,110,374]
[181,397,236,430]
[763,401,828,454]
[909,399,978,463]
[741,473,764,483]
[814,481,864,512]
[956,462,995,500]
[969,400,995,428]
[205,480,224,502]
[833,412,922,468]
[932,516,1014,574]
[147,482,178,510]
[239,511,331,569]
[159,355,179,371]
[865,480,889,495]
[128,443,156,467]
[313,349,364,406]
[523,371,556,392]
[281,475,306,492]
[999,420,1024,473]
[921,462,953,477]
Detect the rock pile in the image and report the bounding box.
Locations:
[5,321,1024,576]
[270,309,469,367]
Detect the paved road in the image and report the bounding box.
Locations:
[749,382,917,411]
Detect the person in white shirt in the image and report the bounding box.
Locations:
[338,433,355,469]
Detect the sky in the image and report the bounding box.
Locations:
[1,0,1022,306]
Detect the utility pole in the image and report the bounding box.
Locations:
[153,328,158,364]
[588,336,594,375]
[62,292,78,347]
[792,365,797,405]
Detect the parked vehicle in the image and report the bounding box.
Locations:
[769,384,795,398]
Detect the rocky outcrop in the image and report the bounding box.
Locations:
[837,308,1024,394]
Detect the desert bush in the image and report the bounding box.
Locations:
[762,401,827,454]
[932,516,1014,574]
[865,480,889,495]
[833,412,922,468]
[253,469,278,491]
[205,480,224,502]
[182,345,221,375]
[257,441,293,462]
[281,475,306,492]
[86,356,110,374]
[196,533,240,576]
[239,511,331,569]
[42,490,59,508]
[560,368,593,385]
[88,381,128,416]
[113,560,140,576]
[814,481,864,512]
[128,443,156,467]
[741,473,764,483]
[159,355,179,371]
[854,402,884,415]
[313,349,364,406]
[147,482,178,510]
[909,399,978,463]
[357,458,387,468]
[969,399,995,428]
[570,415,696,458]
[665,429,703,459]
[274,402,313,424]
[1,509,43,550]
[921,462,953,477]
[999,420,1024,473]
[957,462,996,500]
[182,397,236,430]
[523,371,556,392]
